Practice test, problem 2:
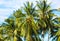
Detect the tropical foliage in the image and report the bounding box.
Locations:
[0,0,60,41]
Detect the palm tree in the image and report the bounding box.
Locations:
[36,0,60,41]
[1,15,23,41]
[2,2,40,41]
[19,2,41,41]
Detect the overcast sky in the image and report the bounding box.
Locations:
[0,0,60,24]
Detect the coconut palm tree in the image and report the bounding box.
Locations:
[19,2,41,41]
[36,0,60,41]
[2,2,40,41]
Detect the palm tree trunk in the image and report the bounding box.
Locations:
[42,31,44,41]
[48,28,51,41]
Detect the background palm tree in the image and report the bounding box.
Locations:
[36,0,60,41]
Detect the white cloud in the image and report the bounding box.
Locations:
[0,0,37,9]
[0,0,60,23]
[48,0,60,9]
[0,9,13,16]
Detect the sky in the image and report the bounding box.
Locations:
[0,0,60,24]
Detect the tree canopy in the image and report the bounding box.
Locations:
[0,0,60,41]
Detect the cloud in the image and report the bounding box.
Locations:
[0,9,13,16]
[48,0,60,9]
[0,0,20,9]
[0,0,60,23]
